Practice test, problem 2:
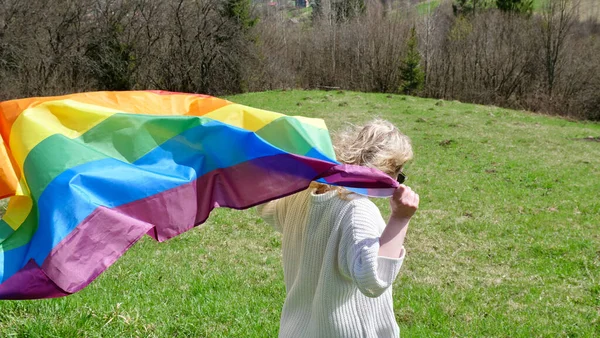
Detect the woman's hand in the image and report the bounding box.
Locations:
[389,185,419,221]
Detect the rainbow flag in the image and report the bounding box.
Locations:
[0,91,397,300]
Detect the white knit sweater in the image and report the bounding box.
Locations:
[257,188,405,338]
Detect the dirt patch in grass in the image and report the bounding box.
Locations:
[576,136,600,142]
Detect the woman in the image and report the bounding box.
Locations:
[258,119,419,337]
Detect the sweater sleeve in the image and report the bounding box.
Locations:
[338,200,405,298]
[256,199,285,232]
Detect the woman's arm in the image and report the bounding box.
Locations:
[379,185,419,258]
[256,199,284,232]
[338,197,411,298]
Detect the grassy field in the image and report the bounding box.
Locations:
[0,90,599,337]
[415,0,599,19]
[416,0,441,15]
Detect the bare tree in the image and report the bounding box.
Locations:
[1,0,599,120]
[540,0,580,98]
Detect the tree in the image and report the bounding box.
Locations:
[452,0,493,16]
[540,0,579,98]
[496,0,533,15]
[333,0,365,22]
[85,27,135,91]
[311,0,324,19]
[313,0,365,23]
[221,0,258,33]
[399,27,424,95]
[85,1,137,91]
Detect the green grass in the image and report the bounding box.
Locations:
[416,0,441,15]
[532,0,599,20]
[1,90,599,337]
[533,0,547,10]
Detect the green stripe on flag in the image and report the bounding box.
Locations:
[0,210,37,251]
[24,114,203,201]
[256,117,335,159]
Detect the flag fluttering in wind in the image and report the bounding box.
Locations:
[0,91,397,300]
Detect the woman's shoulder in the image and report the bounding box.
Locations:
[342,194,381,215]
[338,195,385,232]
[306,188,381,216]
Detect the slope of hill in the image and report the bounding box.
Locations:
[0,90,597,337]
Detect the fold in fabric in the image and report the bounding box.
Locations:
[0,91,398,300]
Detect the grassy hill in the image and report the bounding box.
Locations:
[0,90,598,337]
[415,0,599,19]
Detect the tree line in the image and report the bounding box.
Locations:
[0,0,598,120]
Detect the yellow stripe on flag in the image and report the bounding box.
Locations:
[204,104,327,131]
[293,115,328,130]
[3,179,32,231]
[9,100,119,168]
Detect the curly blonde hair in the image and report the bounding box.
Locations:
[311,119,413,195]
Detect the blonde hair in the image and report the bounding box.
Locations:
[311,119,413,195]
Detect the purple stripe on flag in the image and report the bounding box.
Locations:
[317,164,399,188]
[41,206,155,294]
[0,260,69,299]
